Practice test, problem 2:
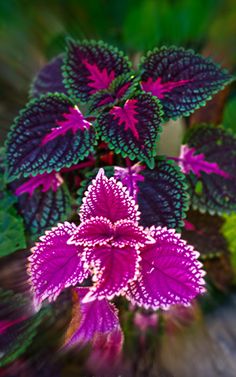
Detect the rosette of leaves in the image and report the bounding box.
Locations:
[5,38,233,180]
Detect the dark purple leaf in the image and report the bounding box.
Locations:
[64,288,122,349]
[96,93,163,168]
[140,47,233,121]
[14,182,72,235]
[30,54,67,97]
[6,93,96,180]
[184,125,236,214]
[63,39,132,101]
[135,158,189,228]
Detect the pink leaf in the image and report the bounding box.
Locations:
[68,217,149,248]
[83,244,140,301]
[64,288,121,347]
[126,227,205,310]
[28,222,88,308]
[80,168,140,223]
[68,217,114,247]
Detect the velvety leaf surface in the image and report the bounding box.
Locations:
[64,287,121,348]
[30,55,66,97]
[14,183,72,236]
[184,125,236,214]
[96,93,163,168]
[6,93,96,180]
[28,222,88,307]
[80,168,140,223]
[126,227,205,310]
[136,158,189,228]
[140,46,233,121]
[83,243,140,301]
[63,39,132,101]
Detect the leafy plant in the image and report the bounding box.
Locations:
[1,37,236,368]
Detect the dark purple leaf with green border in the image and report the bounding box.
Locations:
[184,125,236,215]
[96,93,163,168]
[140,47,234,121]
[6,93,96,181]
[13,181,71,236]
[30,55,67,97]
[136,158,189,228]
[63,39,132,102]
[88,73,138,114]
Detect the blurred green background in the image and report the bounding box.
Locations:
[1,0,236,144]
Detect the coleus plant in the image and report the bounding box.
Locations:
[2,38,236,361]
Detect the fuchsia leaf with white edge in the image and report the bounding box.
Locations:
[83,243,140,302]
[80,168,140,223]
[126,227,206,310]
[64,288,122,348]
[28,222,88,308]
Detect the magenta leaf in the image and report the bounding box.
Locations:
[126,227,205,310]
[112,219,150,247]
[6,93,96,180]
[80,168,140,223]
[96,93,163,168]
[68,217,114,247]
[28,222,88,308]
[83,244,140,302]
[178,145,230,178]
[63,39,132,101]
[140,46,233,120]
[64,287,121,348]
[184,125,236,214]
[30,54,67,97]
[69,217,149,248]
